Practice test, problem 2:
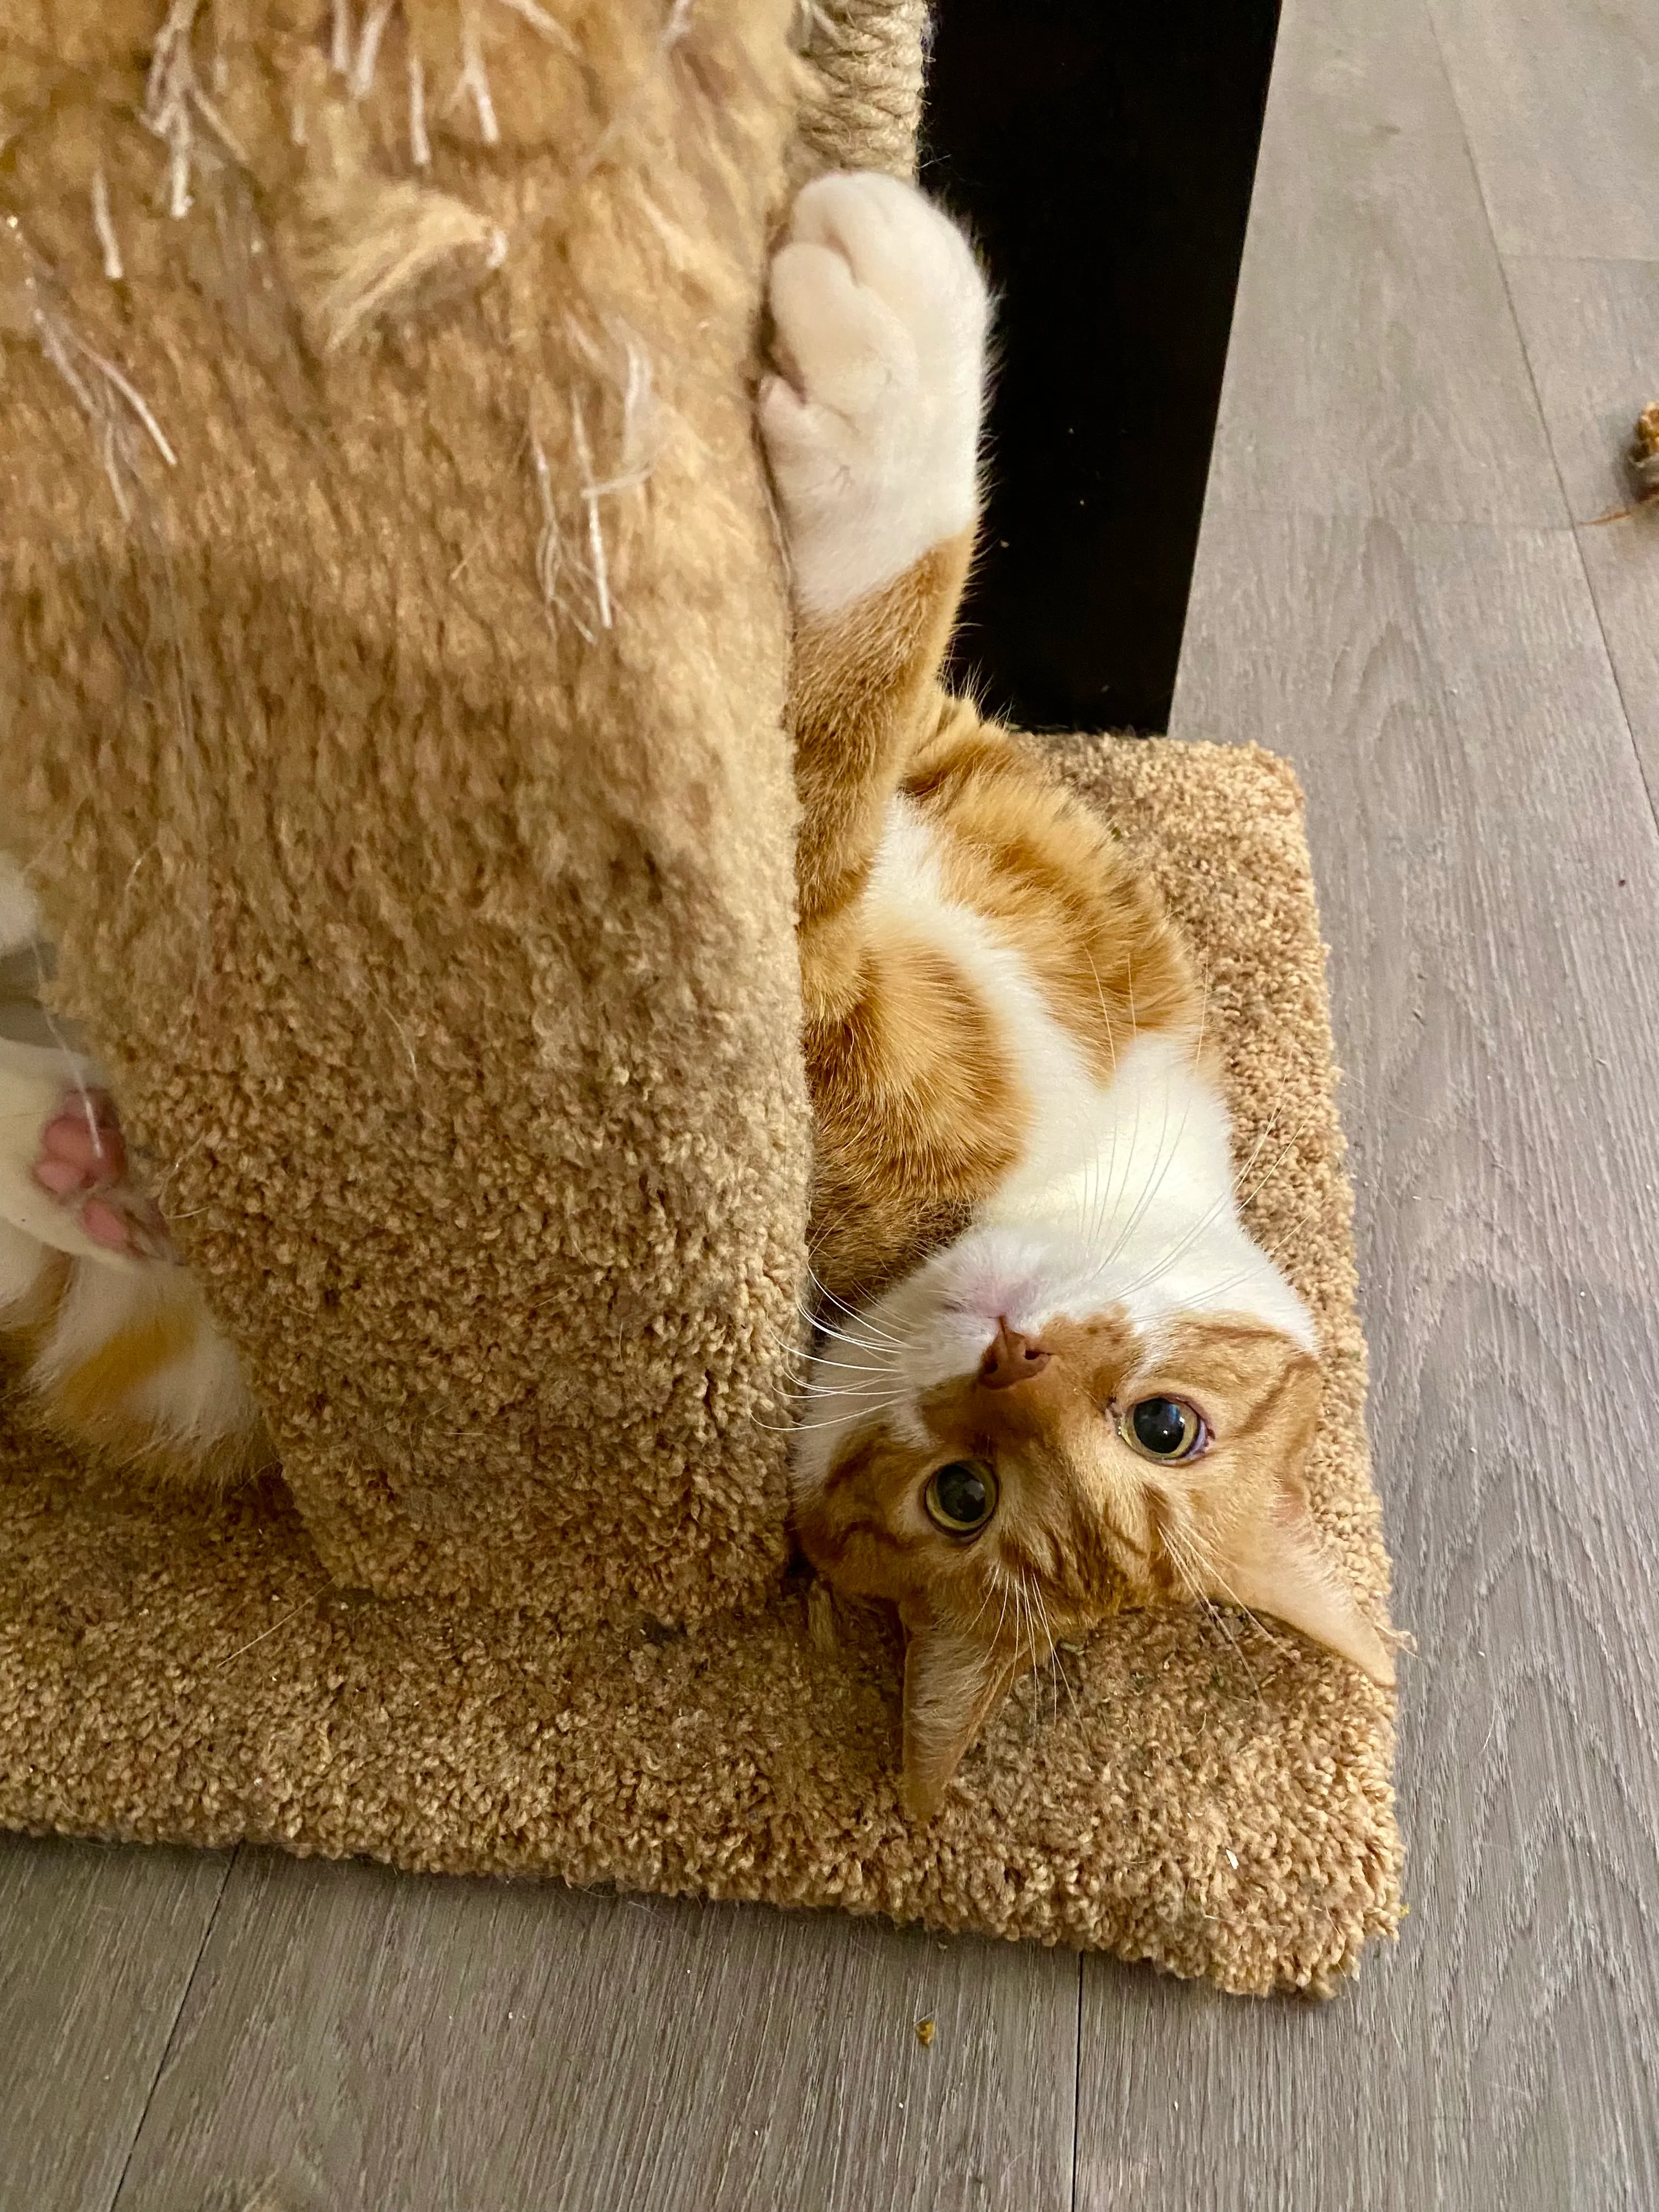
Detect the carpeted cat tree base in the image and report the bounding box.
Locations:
[0,738,1401,1997]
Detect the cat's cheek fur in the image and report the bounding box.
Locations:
[761,172,988,618]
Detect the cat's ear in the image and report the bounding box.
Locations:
[1207,1486,1395,1686]
[899,1613,1018,1820]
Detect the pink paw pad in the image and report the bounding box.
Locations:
[31,1090,173,1260]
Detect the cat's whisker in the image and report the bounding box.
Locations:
[1234,1121,1317,1221]
[803,1262,908,1348]
[788,1351,906,1378]
[1094,975,1215,1266]
[1105,1098,1316,1310]
[1095,974,1209,1254]
[1220,1599,1296,1664]
[1010,1576,1032,1703]
[804,1314,912,1362]
[800,1300,915,1350]
[961,1571,1001,1643]
[1195,1591,1265,1706]
[1100,1062,1193,1270]
[1160,1520,1290,1696]
[786,1377,904,1401]
[1166,1190,1328,1318]
[1079,946,1122,1248]
[790,1317,902,1353]
[1024,1572,1069,1729]
[1252,1195,1330,1282]
[1077,941,1139,1243]
[756,1410,906,1435]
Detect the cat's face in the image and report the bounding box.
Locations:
[792,1225,1393,1818]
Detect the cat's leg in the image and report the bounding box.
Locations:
[0,861,267,1482]
[761,173,990,1005]
[0,1039,266,1483]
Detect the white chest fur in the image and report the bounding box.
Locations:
[865,798,1315,1355]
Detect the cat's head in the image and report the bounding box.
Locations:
[792,1222,1392,1818]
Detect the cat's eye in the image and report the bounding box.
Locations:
[924,1459,998,1534]
[1119,1397,1208,1462]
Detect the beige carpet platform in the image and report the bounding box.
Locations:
[0,737,1401,1996]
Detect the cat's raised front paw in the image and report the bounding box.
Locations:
[760,171,988,616]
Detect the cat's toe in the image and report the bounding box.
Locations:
[34,1093,127,1198]
[767,235,916,425]
[31,1089,173,1261]
[785,172,987,371]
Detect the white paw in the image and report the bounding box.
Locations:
[760,172,988,617]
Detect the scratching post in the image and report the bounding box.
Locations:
[2,0,813,1623]
[794,0,929,178]
[0,3,1401,1992]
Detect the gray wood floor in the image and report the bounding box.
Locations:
[5,0,1657,2204]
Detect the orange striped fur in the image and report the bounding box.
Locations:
[787,550,1394,1816]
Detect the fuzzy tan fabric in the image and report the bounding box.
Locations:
[0,741,1402,1994]
[0,0,816,1623]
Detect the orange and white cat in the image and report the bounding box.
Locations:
[764,172,1392,1817]
[0,171,1391,1815]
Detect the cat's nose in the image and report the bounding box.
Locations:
[978,1321,1051,1390]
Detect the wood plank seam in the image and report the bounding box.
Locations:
[101,1847,239,2212]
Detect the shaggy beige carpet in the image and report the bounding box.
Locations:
[0,738,1401,1995]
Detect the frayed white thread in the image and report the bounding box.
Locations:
[31,306,177,519]
[618,332,656,481]
[290,98,308,148]
[562,317,662,490]
[569,393,613,631]
[792,0,849,52]
[491,0,580,52]
[407,51,431,166]
[72,342,177,467]
[330,0,353,75]
[528,318,662,636]
[144,0,250,218]
[90,167,123,281]
[349,0,396,99]
[531,431,597,645]
[145,0,202,216]
[567,0,699,193]
[453,19,501,146]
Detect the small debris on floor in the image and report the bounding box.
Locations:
[1628,402,1659,504]
[915,2016,936,2047]
[1591,399,1659,522]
